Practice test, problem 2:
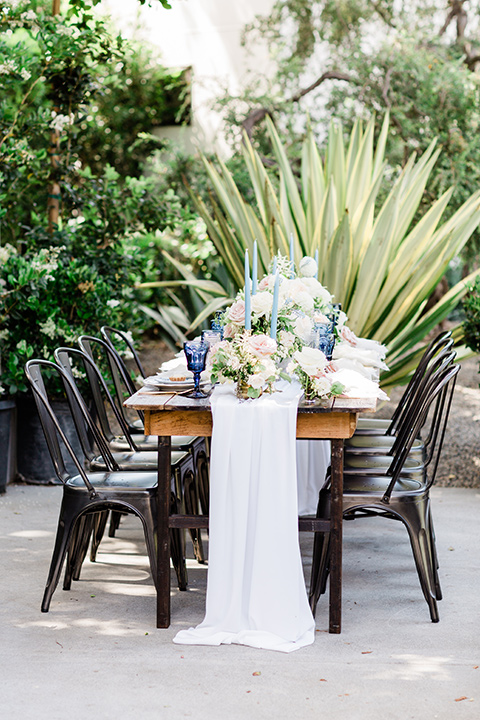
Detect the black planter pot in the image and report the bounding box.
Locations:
[0,399,17,494]
[16,396,85,484]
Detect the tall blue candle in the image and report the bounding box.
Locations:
[289,233,295,278]
[244,249,251,330]
[314,249,319,279]
[270,272,280,339]
[252,240,257,295]
[272,254,277,276]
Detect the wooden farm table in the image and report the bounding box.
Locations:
[125,389,375,634]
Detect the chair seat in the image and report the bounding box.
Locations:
[342,473,425,495]
[346,434,423,454]
[110,435,197,452]
[343,453,424,475]
[354,417,391,435]
[90,449,189,472]
[66,470,158,490]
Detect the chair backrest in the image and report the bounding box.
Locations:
[100,326,146,379]
[389,347,456,459]
[78,335,144,433]
[24,359,118,493]
[388,331,453,435]
[54,347,138,455]
[383,362,460,502]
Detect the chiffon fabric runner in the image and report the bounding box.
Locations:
[173,381,315,653]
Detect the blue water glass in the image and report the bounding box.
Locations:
[183,341,210,398]
[201,329,222,348]
[211,312,224,339]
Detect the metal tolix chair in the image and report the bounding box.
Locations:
[25,358,192,611]
[309,362,460,624]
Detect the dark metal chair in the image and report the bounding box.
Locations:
[309,362,460,624]
[344,347,457,465]
[25,358,192,611]
[100,325,146,379]
[80,333,209,558]
[355,330,453,436]
[54,346,205,566]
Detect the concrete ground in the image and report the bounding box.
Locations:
[1,483,479,720]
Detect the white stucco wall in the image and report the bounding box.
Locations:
[99,0,276,155]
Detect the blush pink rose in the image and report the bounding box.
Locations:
[223,323,236,338]
[247,334,277,358]
[227,300,246,325]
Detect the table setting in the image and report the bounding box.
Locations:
[129,243,388,651]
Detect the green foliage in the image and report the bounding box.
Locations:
[0,2,212,377]
[181,116,480,388]
[221,0,480,264]
[462,277,480,357]
[0,238,141,396]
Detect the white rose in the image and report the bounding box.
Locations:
[299,256,318,278]
[293,315,313,343]
[295,291,315,313]
[294,346,328,376]
[301,277,332,304]
[251,290,273,318]
[280,277,308,301]
[314,376,332,397]
[279,330,296,351]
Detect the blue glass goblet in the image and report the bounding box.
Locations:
[183,341,210,398]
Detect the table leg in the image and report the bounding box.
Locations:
[157,435,172,628]
[329,438,344,634]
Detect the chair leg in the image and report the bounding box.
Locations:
[169,492,188,591]
[426,502,442,600]
[308,489,331,616]
[90,510,109,562]
[64,514,93,589]
[108,510,124,537]
[184,471,205,564]
[42,499,81,612]
[401,500,439,623]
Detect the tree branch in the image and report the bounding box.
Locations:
[370,1,396,29]
[241,71,353,141]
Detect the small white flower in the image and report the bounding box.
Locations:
[39,317,57,339]
[0,244,16,264]
[313,376,332,397]
[107,299,121,309]
[20,68,31,82]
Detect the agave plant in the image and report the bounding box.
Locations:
[166,114,480,388]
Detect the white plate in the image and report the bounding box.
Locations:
[143,374,207,391]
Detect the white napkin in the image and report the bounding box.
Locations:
[173,380,315,653]
[329,367,389,401]
[333,341,389,372]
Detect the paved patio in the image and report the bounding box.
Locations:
[1,482,479,720]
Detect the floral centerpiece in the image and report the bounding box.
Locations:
[207,246,388,402]
[208,250,340,400]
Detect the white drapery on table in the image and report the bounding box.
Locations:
[173,381,315,653]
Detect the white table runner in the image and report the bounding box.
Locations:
[173,381,315,652]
